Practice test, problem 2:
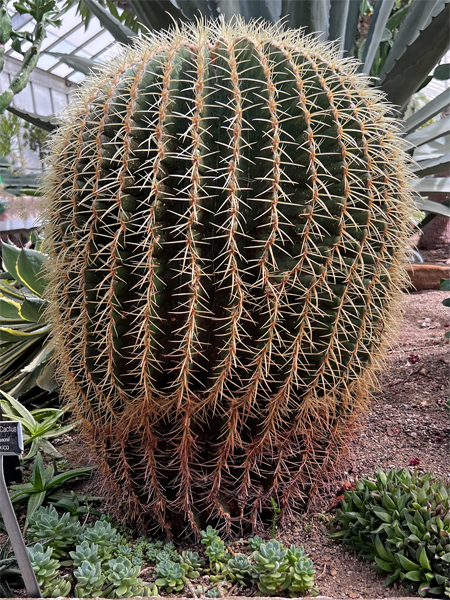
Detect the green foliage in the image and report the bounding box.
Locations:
[74,560,105,598]
[286,546,316,596]
[180,551,204,578]
[155,559,186,592]
[28,505,81,557]
[0,540,23,598]
[9,452,93,528]
[28,542,61,595]
[252,540,290,595]
[0,240,56,406]
[270,497,281,539]
[69,541,100,567]
[106,556,152,598]
[79,520,121,560]
[0,0,61,114]
[247,535,264,551]
[330,468,450,597]
[225,553,253,586]
[0,390,76,459]
[48,490,101,517]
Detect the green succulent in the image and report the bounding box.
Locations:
[0,540,24,598]
[69,541,100,567]
[43,575,72,598]
[252,540,290,595]
[201,526,222,547]
[225,553,253,586]
[74,560,106,597]
[146,540,178,563]
[79,520,120,560]
[49,490,101,517]
[155,559,186,592]
[286,547,316,596]
[28,505,81,557]
[180,551,204,578]
[205,587,222,598]
[105,556,146,598]
[330,468,450,597]
[206,540,230,580]
[247,535,264,551]
[28,542,60,593]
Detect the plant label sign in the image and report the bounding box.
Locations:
[0,421,23,455]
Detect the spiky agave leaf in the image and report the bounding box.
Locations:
[41,19,414,536]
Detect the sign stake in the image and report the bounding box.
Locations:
[0,406,41,598]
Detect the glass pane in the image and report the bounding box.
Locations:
[95,42,121,61]
[50,39,77,54]
[13,86,34,112]
[52,89,69,113]
[46,5,79,37]
[50,63,73,78]
[66,20,102,47]
[40,31,59,51]
[81,30,114,57]
[33,83,52,115]
[68,71,85,83]
[36,54,59,70]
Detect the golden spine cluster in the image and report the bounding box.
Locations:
[42,19,414,535]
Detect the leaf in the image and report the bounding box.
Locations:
[374,556,397,573]
[45,52,100,75]
[16,248,48,297]
[1,242,20,281]
[395,553,420,572]
[386,3,410,30]
[375,535,395,562]
[48,467,93,489]
[405,569,426,582]
[383,569,400,586]
[414,197,450,218]
[0,297,22,321]
[78,0,137,44]
[7,105,59,132]
[414,177,450,195]
[434,63,450,80]
[372,507,393,523]
[412,153,450,179]
[406,118,450,149]
[380,1,450,109]
[25,490,47,527]
[419,547,432,571]
[359,0,395,74]
[0,324,51,342]
[19,297,47,323]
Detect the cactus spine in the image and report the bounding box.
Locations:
[43,20,413,535]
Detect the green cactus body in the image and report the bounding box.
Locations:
[43,20,413,534]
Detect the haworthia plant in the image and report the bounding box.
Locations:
[43,20,414,535]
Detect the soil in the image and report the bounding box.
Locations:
[3,288,450,599]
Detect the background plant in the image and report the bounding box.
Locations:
[0,390,76,459]
[0,540,24,598]
[0,239,57,407]
[329,468,450,597]
[9,451,93,527]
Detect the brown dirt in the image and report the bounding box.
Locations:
[4,289,450,599]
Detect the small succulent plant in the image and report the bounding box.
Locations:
[247,535,264,551]
[201,526,222,547]
[74,560,106,598]
[80,520,120,560]
[205,586,222,598]
[225,553,253,586]
[69,541,100,567]
[28,543,61,595]
[28,506,81,557]
[106,556,147,598]
[180,551,204,578]
[330,468,450,597]
[286,547,316,595]
[206,540,230,581]
[155,559,186,592]
[44,575,72,598]
[252,540,290,595]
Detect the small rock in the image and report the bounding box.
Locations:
[330,569,337,576]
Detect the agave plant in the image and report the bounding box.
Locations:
[0,238,57,406]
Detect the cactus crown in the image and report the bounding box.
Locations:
[42,19,413,534]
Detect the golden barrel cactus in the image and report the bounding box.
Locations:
[43,20,413,535]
